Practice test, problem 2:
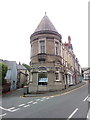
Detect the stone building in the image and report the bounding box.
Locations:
[63,36,80,85]
[17,63,30,88]
[82,68,90,80]
[2,60,17,90]
[29,14,81,93]
[0,59,30,91]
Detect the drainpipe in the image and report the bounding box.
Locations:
[65,74,68,89]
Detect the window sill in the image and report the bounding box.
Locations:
[54,80,62,82]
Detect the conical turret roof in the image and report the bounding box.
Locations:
[34,15,58,33]
[30,14,61,39]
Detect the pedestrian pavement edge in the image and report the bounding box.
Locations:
[22,82,87,98]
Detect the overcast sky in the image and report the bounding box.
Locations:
[0,0,88,67]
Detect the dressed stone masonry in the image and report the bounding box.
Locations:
[28,14,81,93]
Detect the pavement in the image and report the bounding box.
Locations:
[22,82,86,97]
[2,81,86,98]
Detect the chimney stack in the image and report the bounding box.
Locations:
[68,36,71,44]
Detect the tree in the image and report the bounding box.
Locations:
[22,64,31,72]
[0,62,7,85]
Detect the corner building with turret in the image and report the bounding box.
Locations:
[29,14,81,93]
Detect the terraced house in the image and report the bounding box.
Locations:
[29,14,81,93]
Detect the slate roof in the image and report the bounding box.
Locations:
[34,15,58,33]
[30,15,61,39]
[2,61,17,89]
[3,60,17,70]
[17,64,26,70]
[5,69,11,80]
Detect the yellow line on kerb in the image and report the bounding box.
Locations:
[20,83,86,98]
[54,84,86,97]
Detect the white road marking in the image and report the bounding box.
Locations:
[33,102,38,104]
[50,96,54,98]
[10,108,20,112]
[68,108,78,120]
[18,104,25,107]
[0,106,11,112]
[23,105,30,108]
[46,97,50,99]
[83,95,90,101]
[36,99,41,101]
[87,108,90,119]
[28,101,33,104]
[40,99,44,101]
[36,99,40,101]
[42,97,46,99]
[9,107,15,110]
[0,113,7,117]
[87,114,89,119]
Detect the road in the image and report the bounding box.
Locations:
[1,82,89,119]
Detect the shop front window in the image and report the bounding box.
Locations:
[38,72,48,85]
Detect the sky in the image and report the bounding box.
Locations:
[0,0,88,67]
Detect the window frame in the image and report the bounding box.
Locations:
[54,39,59,55]
[55,71,60,81]
[37,72,48,85]
[38,38,46,54]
